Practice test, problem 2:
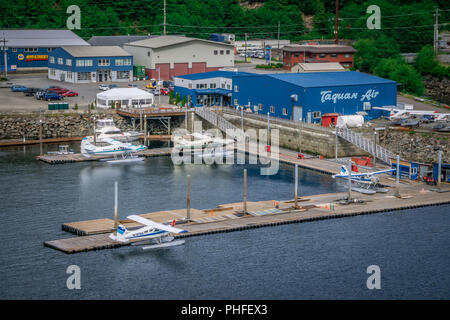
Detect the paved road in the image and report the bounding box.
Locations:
[1,73,169,113]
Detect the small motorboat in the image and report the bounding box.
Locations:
[95,119,141,142]
[47,145,74,155]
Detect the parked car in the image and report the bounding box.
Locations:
[150,88,160,96]
[11,85,28,92]
[43,92,63,101]
[49,87,69,94]
[24,88,41,96]
[108,84,118,89]
[35,90,47,100]
[128,83,138,87]
[98,84,109,91]
[145,82,157,89]
[62,91,78,97]
[162,80,173,88]
[160,88,169,95]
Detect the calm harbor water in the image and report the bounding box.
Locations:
[0,143,448,299]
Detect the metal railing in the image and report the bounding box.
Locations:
[195,107,246,141]
[336,127,395,164]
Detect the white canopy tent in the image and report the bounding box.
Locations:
[96,88,154,109]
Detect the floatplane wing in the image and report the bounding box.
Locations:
[127,215,187,234]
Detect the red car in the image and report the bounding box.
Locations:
[49,88,69,94]
[160,88,169,95]
[62,91,78,97]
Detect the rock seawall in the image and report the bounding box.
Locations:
[423,75,450,104]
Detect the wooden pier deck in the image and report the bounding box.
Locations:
[0,137,83,147]
[44,182,450,254]
[36,147,173,164]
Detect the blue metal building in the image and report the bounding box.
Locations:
[48,46,133,83]
[174,70,253,107]
[0,29,89,72]
[174,70,397,121]
[232,72,397,122]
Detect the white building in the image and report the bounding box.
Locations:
[123,36,234,80]
[96,88,154,109]
[290,62,345,73]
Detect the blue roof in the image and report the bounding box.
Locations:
[176,70,254,80]
[266,71,396,88]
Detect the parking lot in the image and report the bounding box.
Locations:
[1,73,170,113]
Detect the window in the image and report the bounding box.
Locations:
[147,51,151,57]
[258,104,263,110]
[234,85,238,92]
[234,99,238,106]
[210,83,216,89]
[319,53,326,58]
[221,83,225,88]
[196,84,200,89]
[344,53,351,58]
[226,50,230,54]
[49,56,55,64]
[77,72,90,81]
[220,50,224,55]
[24,48,38,52]
[188,83,192,89]
[12,48,17,52]
[294,53,299,57]
[117,71,130,79]
[270,106,275,113]
[116,58,131,66]
[227,84,231,90]
[67,71,72,79]
[343,63,350,68]
[47,48,54,52]
[57,58,63,65]
[330,53,338,58]
[49,68,55,76]
[98,59,110,66]
[214,50,218,55]
[66,59,72,66]
[312,111,321,118]
[76,59,93,67]
[282,108,288,116]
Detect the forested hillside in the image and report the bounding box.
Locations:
[0,0,448,52]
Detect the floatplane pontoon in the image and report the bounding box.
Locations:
[109,215,187,250]
[333,165,394,194]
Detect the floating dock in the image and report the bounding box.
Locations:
[44,184,450,254]
[36,147,173,164]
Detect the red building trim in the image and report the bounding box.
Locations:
[283,50,355,70]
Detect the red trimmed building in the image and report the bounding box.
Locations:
[282,44,356,70]
[123,36,234,80]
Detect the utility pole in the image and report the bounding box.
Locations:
[245,33,248,62]
[1,34,8,78]
[434,7,440,53]
[163,0,167,36]
[334,0,339,45]
[277,21,280,60]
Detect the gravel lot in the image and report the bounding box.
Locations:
[0,73,169,113]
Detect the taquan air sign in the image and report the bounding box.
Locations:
[320,89,379,104]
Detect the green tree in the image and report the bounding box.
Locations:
[389,64,424,96]
[415,45,439,75]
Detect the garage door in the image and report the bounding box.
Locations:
[191,62,206,74]
[155,63,170,80]
[174,63,189,77]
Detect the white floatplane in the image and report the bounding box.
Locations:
[109,215,187,249]
[81,137,146,158]
[333,165,394,194]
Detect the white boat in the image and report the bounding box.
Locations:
[95,119,141,142]
[47,145,74,155]
[81,136,146,158]
[173,132,234,149]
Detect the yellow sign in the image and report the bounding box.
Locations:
[25,55,48,62]
[17,54,24,60]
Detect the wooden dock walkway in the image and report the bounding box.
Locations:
[44,182,450,254]
[0,137,83,147]
[36,147,173,164]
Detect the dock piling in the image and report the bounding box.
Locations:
[395,155,400,198]
[243,169,247,214]
[348,158,352,200]
[114,181,118,234]
[438,150,442,191]
[187,175,191,221]
[294,164,299,208]
[144,114,147,146]
[39,108,43,156]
